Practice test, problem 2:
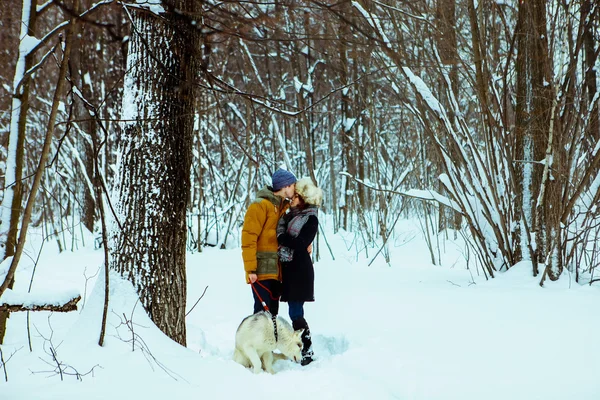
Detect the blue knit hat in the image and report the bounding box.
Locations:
[272,168,297,191]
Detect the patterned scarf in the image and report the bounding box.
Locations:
[277,206,318,262]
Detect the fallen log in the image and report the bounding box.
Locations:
[0,295,81,313]
[0,288,81,313]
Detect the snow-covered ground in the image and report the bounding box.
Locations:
[2,219,600,399]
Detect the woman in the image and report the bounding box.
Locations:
[276,177,323,366]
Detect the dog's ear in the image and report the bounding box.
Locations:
[294,329,304,338]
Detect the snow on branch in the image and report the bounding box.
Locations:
[352,1,392,49]
[339,171,462,214]
[401,67,444,117]
[0,289,81,313]
[123,0,165,15]
[372,0,432,25]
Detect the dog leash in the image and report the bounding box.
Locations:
[251,281,278,342]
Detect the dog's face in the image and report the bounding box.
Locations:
[281,329,304,363]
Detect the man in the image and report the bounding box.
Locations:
[241,168,297,316]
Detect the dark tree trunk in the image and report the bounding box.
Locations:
[515,0,558,278]
[583,0,599,143]
[339,19,351,231]
[110,0,201,346]
[435,0,462,232]
[69,19,96,234]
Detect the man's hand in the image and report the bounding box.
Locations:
[249,273,258,283]
[307,243,313,255]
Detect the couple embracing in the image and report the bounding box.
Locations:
[241,168,322,366]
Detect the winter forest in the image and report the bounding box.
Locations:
[1,0,600,398]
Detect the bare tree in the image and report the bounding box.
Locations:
[0,0,79,339]
[514,0,560,279]
[0,0,39,344]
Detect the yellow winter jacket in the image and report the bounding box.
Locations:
[241,187,289,283]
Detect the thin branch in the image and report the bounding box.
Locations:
[185,286,208,317]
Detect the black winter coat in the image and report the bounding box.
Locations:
[278,214,318,302]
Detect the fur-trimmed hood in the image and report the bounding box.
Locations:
[295,178,323,206]
[256,186,283,207]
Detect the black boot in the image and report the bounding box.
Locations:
[293,317,314,366]
[300,328,314,366]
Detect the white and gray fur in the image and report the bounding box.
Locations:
[295,177,323,206]
[233,311,304,374]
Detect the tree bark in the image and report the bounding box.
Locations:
[435,0,462,232]
[110,1,201,346]
[328,97,338,233]
[583,0,599,143]
[515,0,558,278]
[69,22,97,234]
[339,17,352,231]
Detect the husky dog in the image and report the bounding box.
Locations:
[233,311,304,374]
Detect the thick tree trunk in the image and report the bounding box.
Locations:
[514,0,537,270]
[339,19,351,231]
[328,97,338,233]
[69,21,96,234]
[435,0,462,232]
[515,0,559,278]
[110,1,200,346]
[531,1,562,281]
[583,0,599,142]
